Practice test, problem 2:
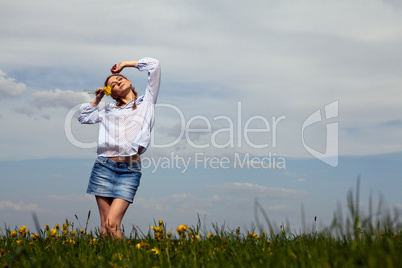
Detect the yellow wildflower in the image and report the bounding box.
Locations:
[45,224,49,231]
[50,229,57,237]
[176,224,189,234]
[89,238,97,246]
[70,231,76,237]
[158,219,163,226]
[16,240,23,246]
[10,231,17,237]
[112,253,123,261]
[167,231,172,238]
[248,231,260,239]
[208,233,213,238]
[103,86,112,96]
[55,223,59,229]
[18,226,27,237]
[135,240,150,249]
[152,248,160,255]
[84,86,112,96]
[31,234,40,240]
[80,229,84,234]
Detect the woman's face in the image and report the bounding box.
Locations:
[107,75,131,98]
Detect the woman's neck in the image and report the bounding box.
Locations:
[117,91,135,107]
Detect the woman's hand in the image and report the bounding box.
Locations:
[89,87,105,107]
[111,60,139,74]
[111,61,126,74]
[95,87,105,98]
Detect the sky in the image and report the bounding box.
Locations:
[1,0,402,235]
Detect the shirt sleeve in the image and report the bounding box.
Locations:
[78,103,100,124]
[135,57,161,104]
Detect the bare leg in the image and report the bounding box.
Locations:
[105,198,131,239]
[95,196,130,239]
[96,196,113,235]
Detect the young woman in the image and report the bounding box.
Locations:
[78,57,161,239]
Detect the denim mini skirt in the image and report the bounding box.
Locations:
[87,156,142,203]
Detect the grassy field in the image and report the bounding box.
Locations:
[1,181,401,267]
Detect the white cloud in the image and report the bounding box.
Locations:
[0,200,45,212]
[0,70,27,98]
[13,88,92,118]
[28,89,91,110]
[263,0,402,42]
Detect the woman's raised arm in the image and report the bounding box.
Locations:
[111,61,139,74]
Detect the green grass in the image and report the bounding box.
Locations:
[1,180,402,267]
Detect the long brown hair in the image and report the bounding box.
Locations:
[104,74,138,110]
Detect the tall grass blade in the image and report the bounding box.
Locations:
[254,198,275,236]
[31,212,42,235]
[85,210,91,233]
[301,203,306,234]
[75,214,82,230]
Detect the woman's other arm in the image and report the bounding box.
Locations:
[78,87,104,124]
